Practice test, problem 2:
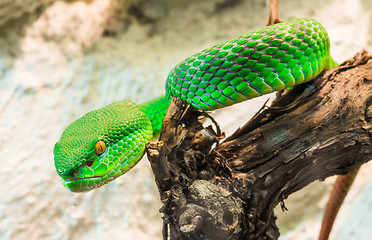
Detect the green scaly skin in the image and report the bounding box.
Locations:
[54,18,338,192]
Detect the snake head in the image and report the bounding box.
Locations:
[54,100,153,192]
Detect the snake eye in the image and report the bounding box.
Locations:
[95,140,106,155]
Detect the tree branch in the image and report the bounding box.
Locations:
[266,0,282,26]
[147,51,372,239]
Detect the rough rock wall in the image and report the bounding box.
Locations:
[0,0,371,240]
[0,0,55,26]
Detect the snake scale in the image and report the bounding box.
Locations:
[54,18,337,192]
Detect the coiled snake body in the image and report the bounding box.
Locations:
[54,18,337,192]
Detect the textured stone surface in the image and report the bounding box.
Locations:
[0,0,371,239]
[0,0,54,26]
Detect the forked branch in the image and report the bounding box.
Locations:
[147,51,372,239]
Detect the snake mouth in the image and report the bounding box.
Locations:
[61,174,114,192]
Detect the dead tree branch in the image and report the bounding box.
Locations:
[147,51,372,239]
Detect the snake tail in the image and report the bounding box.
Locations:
[54,18,337,192]
[318,168,359,240]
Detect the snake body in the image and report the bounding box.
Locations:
[54,18,337,192]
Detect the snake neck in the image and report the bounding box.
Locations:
[138,95,171,136]
[325,56,339,70]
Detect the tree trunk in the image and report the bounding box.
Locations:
[146,51,372,240]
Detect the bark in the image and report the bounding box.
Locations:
[146,51,372,240]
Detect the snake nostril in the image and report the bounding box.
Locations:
[86,160,94,167]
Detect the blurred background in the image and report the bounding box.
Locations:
[0,0,371,239]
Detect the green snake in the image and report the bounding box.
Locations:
[54,18,337,192]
